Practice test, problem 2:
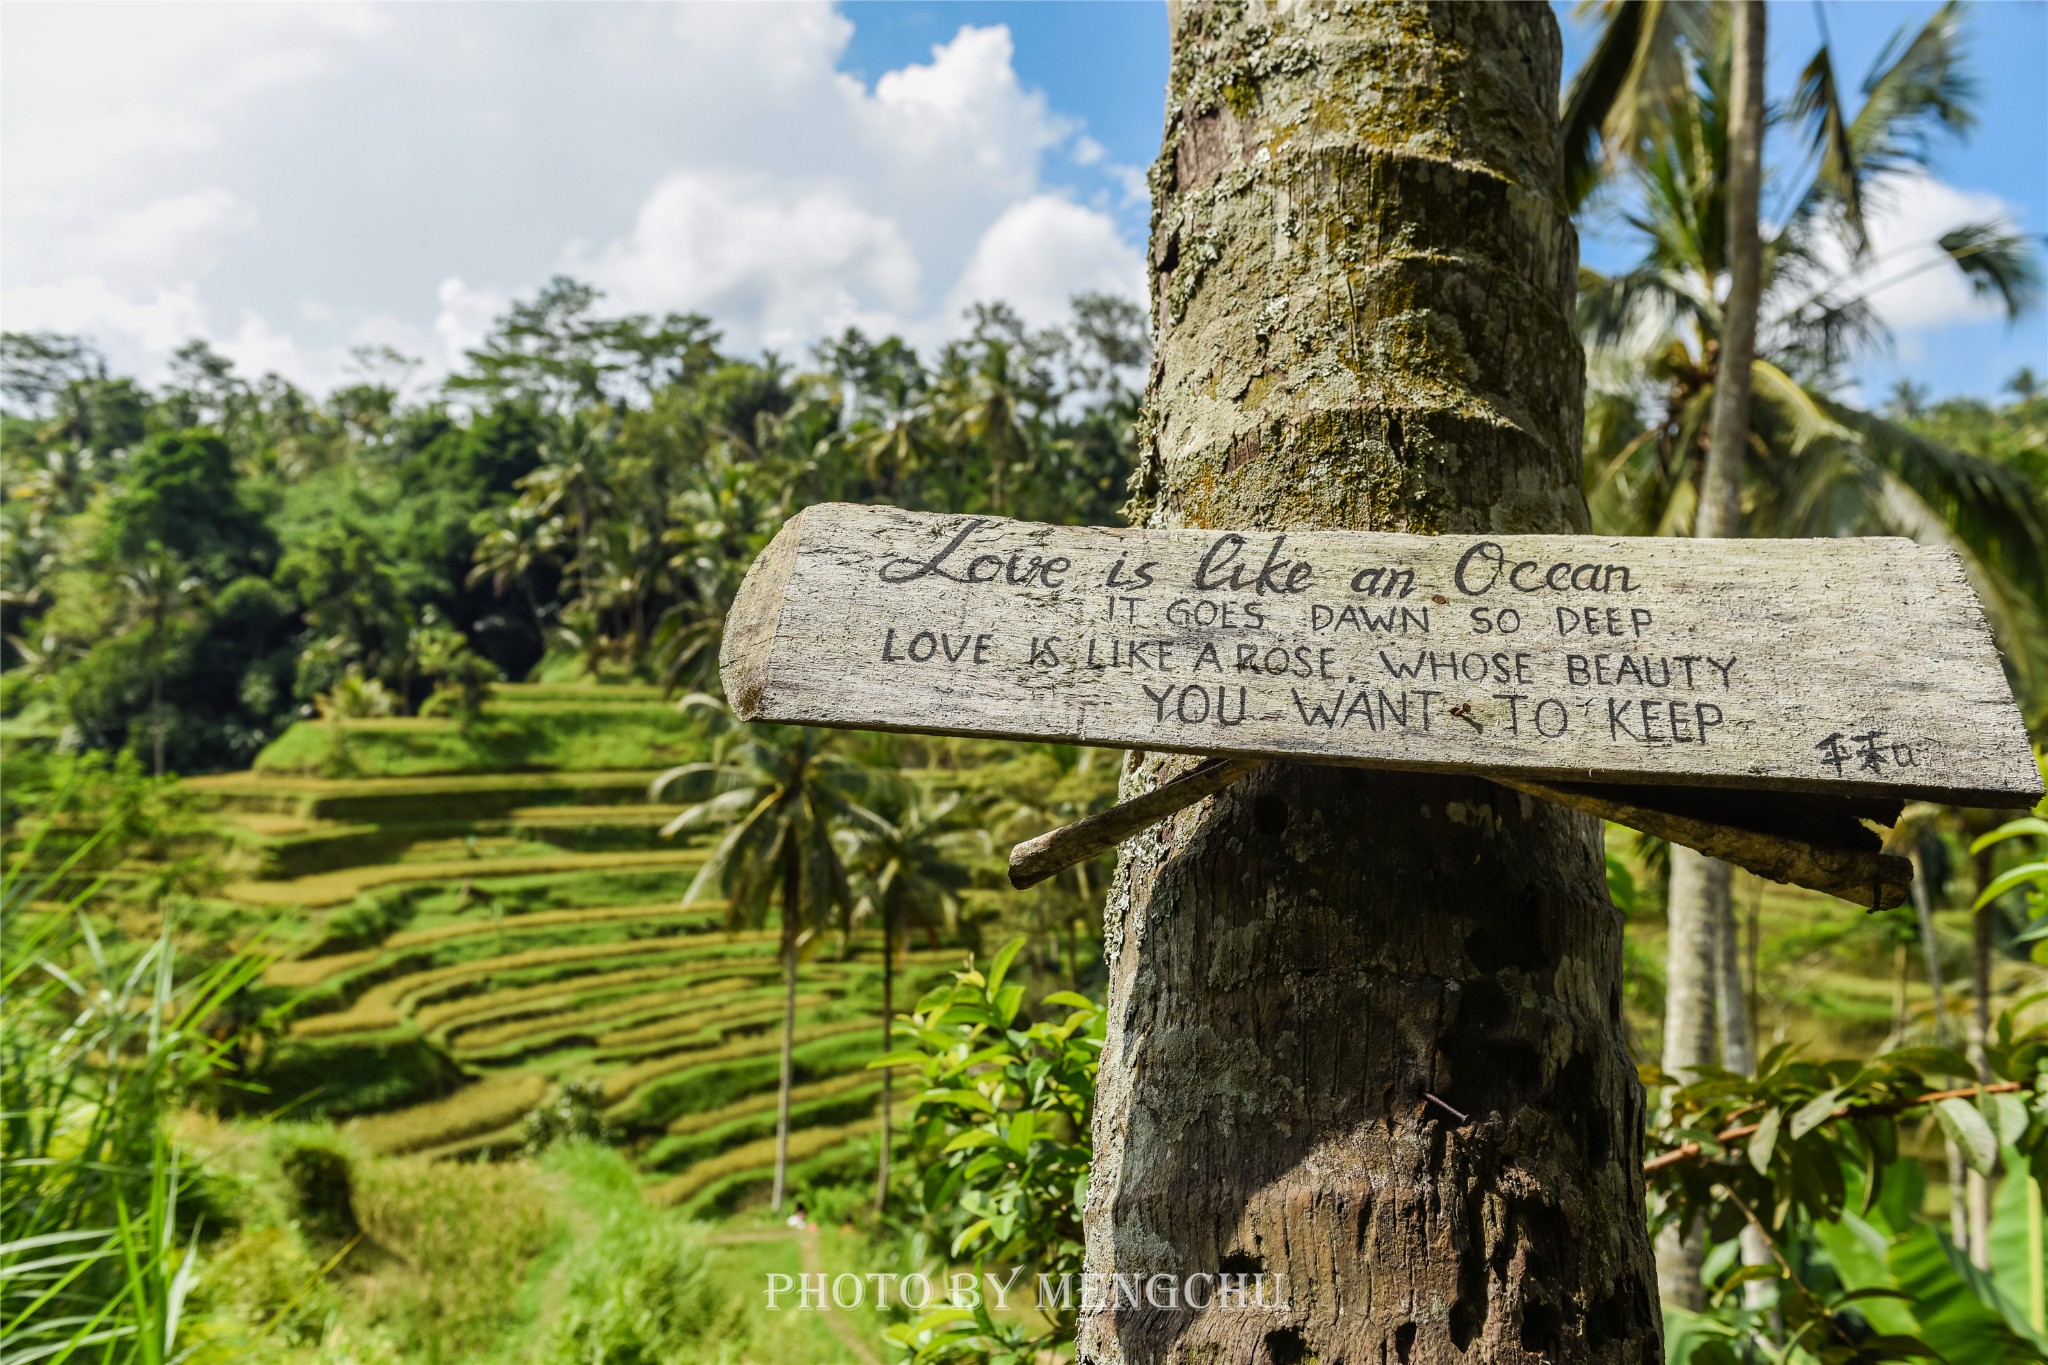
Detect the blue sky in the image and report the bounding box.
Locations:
[845,0,2047,403]
[2,1,2039,404]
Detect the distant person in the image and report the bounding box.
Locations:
[786,1199,809,1230]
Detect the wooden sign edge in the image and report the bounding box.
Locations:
[721,504,2045,811]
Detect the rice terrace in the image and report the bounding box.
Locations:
[199,685,960,1206]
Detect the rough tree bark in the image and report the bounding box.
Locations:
[1078,5,1662,1362]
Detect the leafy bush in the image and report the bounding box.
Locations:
[267,1126,360,1244]
[873,938,1100,1364]
[541,1215,742,1364]
[522,1080,616,1154]
[1646,1004,2048,1362]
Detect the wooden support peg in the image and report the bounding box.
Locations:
[1007,756,1261,889]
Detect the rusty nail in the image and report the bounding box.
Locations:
[1423,1092,1469,1123]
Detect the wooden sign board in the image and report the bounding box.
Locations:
[722,504,2041,810]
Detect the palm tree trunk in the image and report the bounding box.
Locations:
[1658,844,1721,1311]
[772,844,799,1215]
[1889,938,1910,1047]
[1713,870,1773,1314]
[1967,840,1997,1269]
[1909,849,1970,1251]
[1698,0,1764,541]
[874,900,894,1216]
[1694,2,1769,1307]
[151,602,166,777]
[1079,7,1660,1361]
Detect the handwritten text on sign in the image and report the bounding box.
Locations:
[721,505,2041,806]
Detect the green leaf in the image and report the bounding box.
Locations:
[1790,1086,1847,1139]
[1748,1107,1783,1174]
[868,1050,930,1069]
[1935,1096,1998,1175]
[1973,861,2048,910]
[1721,1263,1783,1291]
[1969,816,2048,854]
[1040,991,1097,1011]
[942,1131,1004,1154]
[1987,1092,2030,1146]
[1880,1045,1975,1078]
[985,937,1026,998]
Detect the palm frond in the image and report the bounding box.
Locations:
[1561,1,1714,209]
[1936,221,2045,321]
[1788,38,1866,251]
[1846,1,1975,179]
[1748,360,1852,455]
[1823,398,2048,596]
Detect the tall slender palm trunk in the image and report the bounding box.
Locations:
[771,844,799,1214]
[1080,7,1659,1361]
[1657,844,1721,1310]
[150,646,166,776]
[1666,0,1769,1310]
[1967,836,1998,1267]
[1697,0,1765,542]
[1908,850,1970,1249]
[874,901,895,1215]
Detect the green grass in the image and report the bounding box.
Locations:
[609,1028,883,1129]
[643,1079,884,1172]
[225,847,706,907]
[253,706,701,778]
[185,768,669,822]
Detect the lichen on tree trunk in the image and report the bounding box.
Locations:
[1080,4,1662,1362]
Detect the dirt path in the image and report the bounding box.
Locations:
[800,1227,881,1365]
[708,1224,880,1364]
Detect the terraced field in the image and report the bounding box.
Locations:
[200,683,957,1209]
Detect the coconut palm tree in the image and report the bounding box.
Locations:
[1576,5,2046,1293]
[653,447,778,695]
[466,502,559,635]
[114,549,207,776]
[842,786,981,1213]
[933,341,1038,516]
[653,699,876,1212]
[991,746,1113,986]
[1577,6,2046,695]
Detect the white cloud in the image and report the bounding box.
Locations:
[1822,171,2026,335]
[0,5,1143,390]
[433,278,511,371]
[77,189,258,284]
[2,4,383,224]
[569,172,921,349]
[0,276,208,381]
[945,195,1145,330]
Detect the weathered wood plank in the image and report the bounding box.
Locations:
[723,503,2041,807]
